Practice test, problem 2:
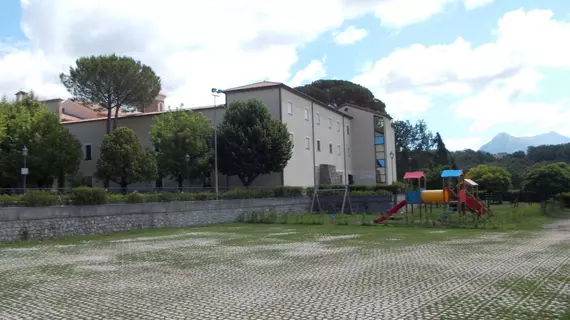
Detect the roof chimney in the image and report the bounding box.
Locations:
[15,91,27,102]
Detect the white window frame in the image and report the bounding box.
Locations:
[337,121,341,132]
[289,132,295,146]
[84,143,93,161]
[316,112,320,125]
[304,108,310,121]
[328,142,333,154]
[316,140,321,152]
[304,136,311,150]
[287,101,294,115]
[328,118,332,129]
[337,145,341,155]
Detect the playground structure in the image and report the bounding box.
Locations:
[373,169,492,224]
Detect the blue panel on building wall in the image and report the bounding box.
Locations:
[374,136,385,144]
[376,159,386,167]
[406,191,422,204]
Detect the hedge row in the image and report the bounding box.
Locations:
[0,185,395,207]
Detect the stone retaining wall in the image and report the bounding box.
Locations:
[0,197,311,243]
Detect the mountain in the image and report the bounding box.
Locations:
[479,131,570,154]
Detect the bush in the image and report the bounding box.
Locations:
[0,194,21,206]
[221,188,273,199]
[108,194,124,203]
[125,192,145,203]
[558,192,570,208]
[22,190,59,207]
[192,192,216,201]
[71,187,108,205]
[351,190,392,196]
[273,186,305,197]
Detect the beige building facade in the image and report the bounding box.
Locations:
[41,81,397,189]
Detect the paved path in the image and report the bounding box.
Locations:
[1,228,569,319]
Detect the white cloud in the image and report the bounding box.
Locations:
[353,9,570,136]
[445,137,483,151]
[289,58,327,87]
[333,26,368,45]
[463,0,494,10]
[1,0,483,107]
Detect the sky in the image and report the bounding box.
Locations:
[1,0,570,151]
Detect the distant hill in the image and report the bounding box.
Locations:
[479,131,570,154]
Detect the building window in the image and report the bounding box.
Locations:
[337,145,341,155]
[289,133,294,146]
[304,108,310,120]
[84,144,92,161]
[287,101,293,115]
[348,147,351,157]
[374,136,385,145]
[328,143,333,154]
[316,113,320,124]
[305,137,311,150]
[374,116,384,135]
[337,121,341,132]
[346,125,350,135]
[61,107,66,114]
[328,118,332,128]
[317,140,321,152]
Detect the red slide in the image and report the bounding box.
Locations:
[374,200,407,223]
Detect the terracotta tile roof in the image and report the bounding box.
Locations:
[224,81,283,92]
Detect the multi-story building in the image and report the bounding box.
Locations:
[30,80,397,189]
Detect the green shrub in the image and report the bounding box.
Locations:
[349,184,371,192]
[221,188,273,199]
[125,192,145,203]
[351,190,391,196]
[192,192,216,201]
[273,186,305,197]
[108,194,124,203]
[71,187,108,205]
[0,194,21,206]
[22,190,59,207]
[372,183,402,193]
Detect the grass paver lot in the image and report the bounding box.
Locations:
[1,212,570,319]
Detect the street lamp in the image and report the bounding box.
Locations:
[22,145,28,193]
[211,88,225,199]
[389,151,395,183]
[408,156,412,172]
[185,153,190,192]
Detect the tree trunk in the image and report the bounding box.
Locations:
[120,179,128,195]
[177,175,184,192]
[113,107,120,131]
[106,108,112,134]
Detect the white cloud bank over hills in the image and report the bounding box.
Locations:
[353,9,570,137]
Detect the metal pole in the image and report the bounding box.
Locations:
[214,108,219,199]
[23,154,27,193]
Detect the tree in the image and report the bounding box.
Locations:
[217,99,293,186]
[150,110,213,189]
[95,127,158,192]
[295,79,386,112]
[433,132,450,166]
[0,95,82,188]
[524,162,570,199]
[60,54,161,134]
[467,165,512,193]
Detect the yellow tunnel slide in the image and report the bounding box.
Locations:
[421,189,450,203]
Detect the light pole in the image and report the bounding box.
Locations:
[389,151,395,183]
[211,88,224,199]
[185,153,190,192]
[22,145,28,193]
[408,156,412,172]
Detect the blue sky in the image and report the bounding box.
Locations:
[1,0,570,151]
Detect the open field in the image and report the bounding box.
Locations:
[1,206,569,319]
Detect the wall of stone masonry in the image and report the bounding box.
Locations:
[0,197,311,243]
